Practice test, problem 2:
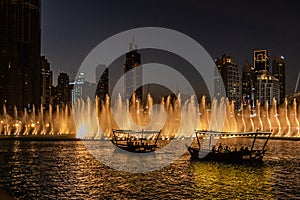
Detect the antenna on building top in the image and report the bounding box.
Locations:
[295,70,300,93]
[129,35,137,51]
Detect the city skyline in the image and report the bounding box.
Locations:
[41,0,300,94]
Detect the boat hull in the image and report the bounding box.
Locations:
[188,147,266,163]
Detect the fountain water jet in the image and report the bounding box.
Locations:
[0,94,299,139]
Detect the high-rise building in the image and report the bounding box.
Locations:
[40,56,52,110]
[256,72,280,105]
[96,64,107,83]
[96,65,109,102]
[252,50,280,105]
[71,72,85,105]
[215,54,240,105]
[55,73,71,107]
[254,50,270,72]
[272,55,286,102]
[71,72,96,105]
[124,42,142,101]
[0,0,41,113]
[241,61,256,106]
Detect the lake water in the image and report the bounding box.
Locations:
[0,139,299,199]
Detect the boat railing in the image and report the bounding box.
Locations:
[193,129,271,153]
[111,129,162,146]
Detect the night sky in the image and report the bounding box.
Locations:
[41,0,300,94]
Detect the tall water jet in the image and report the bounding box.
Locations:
[265,101,272,132]
[239,103,246,132]
[270,98,281,136]
[198,96,209,131]
[291,99,299,137]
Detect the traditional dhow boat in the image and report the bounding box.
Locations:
[187,130,271,162]
[111,129,162,153]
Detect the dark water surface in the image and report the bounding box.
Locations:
[0,139,299,199]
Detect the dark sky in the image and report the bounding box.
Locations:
[41,0,300,94]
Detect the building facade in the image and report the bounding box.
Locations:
[96,65,109,102]
[40,56,52,110]
[54,73,71,107]
[71,72,85,105]
[254,50,270,72]
[272,55,286,102]
[252,50,280,105]
[241,61,256,106]
[0,0,41,113]
[124,42,142,101]
[256,72,280,105]
[215,54,240,104]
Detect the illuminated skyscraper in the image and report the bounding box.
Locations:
[96,65,109,102]
[55,73,71,107]
[215,54,240,106]
[71,72,85,105]
[40,56,52,110]
[124,41,142,101]
[272,55,286,102]
[256,72,280,105]
[0,0,41,113]
[241,61,255,106]
[253,50,279,105]
[254,50,270,73]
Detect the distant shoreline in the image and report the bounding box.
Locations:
[0,134,80,141]
[0,135,299,141]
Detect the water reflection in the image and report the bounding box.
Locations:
[193,162,273,199]
[0,140,299,199]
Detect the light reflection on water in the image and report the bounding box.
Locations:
[0,140,299,199]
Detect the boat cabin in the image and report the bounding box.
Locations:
[188,130,272,162]
[111,129,162,153]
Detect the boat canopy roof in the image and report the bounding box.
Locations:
[194,130,271,137]
[112,129,162,134]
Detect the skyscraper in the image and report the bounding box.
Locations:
[252,50,280,105]
[241,61,255,106]
[96,65,109,102]
[71,72,85,105]
[40,56,52,110]
[272,55,286,102]
[256,72,280,105]
[55,73,71,107]
[215,54,240,105]
[254,50,270,72]
[124,41,142,101]
[0,0,41,113]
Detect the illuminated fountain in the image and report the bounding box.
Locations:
[75,94,300,139]
[0,94,299,139]
[0,104,75,136]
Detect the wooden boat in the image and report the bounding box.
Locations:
[187,130,271,162]
[111,129,162,153]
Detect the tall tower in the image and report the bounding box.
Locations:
[241,61,255,106]
[96,64,109,102]
[254,50,270,72]
[272,55,286,102]
[56,73,71,107]
[40,56,52,110]
[0,0,41,113]
[215,54,240,106]
[124,40,142,101]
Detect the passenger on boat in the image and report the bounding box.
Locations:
[224,146,230,153]
[217,143,223,152]
[212,145,216,153]
[244,147,249,152]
